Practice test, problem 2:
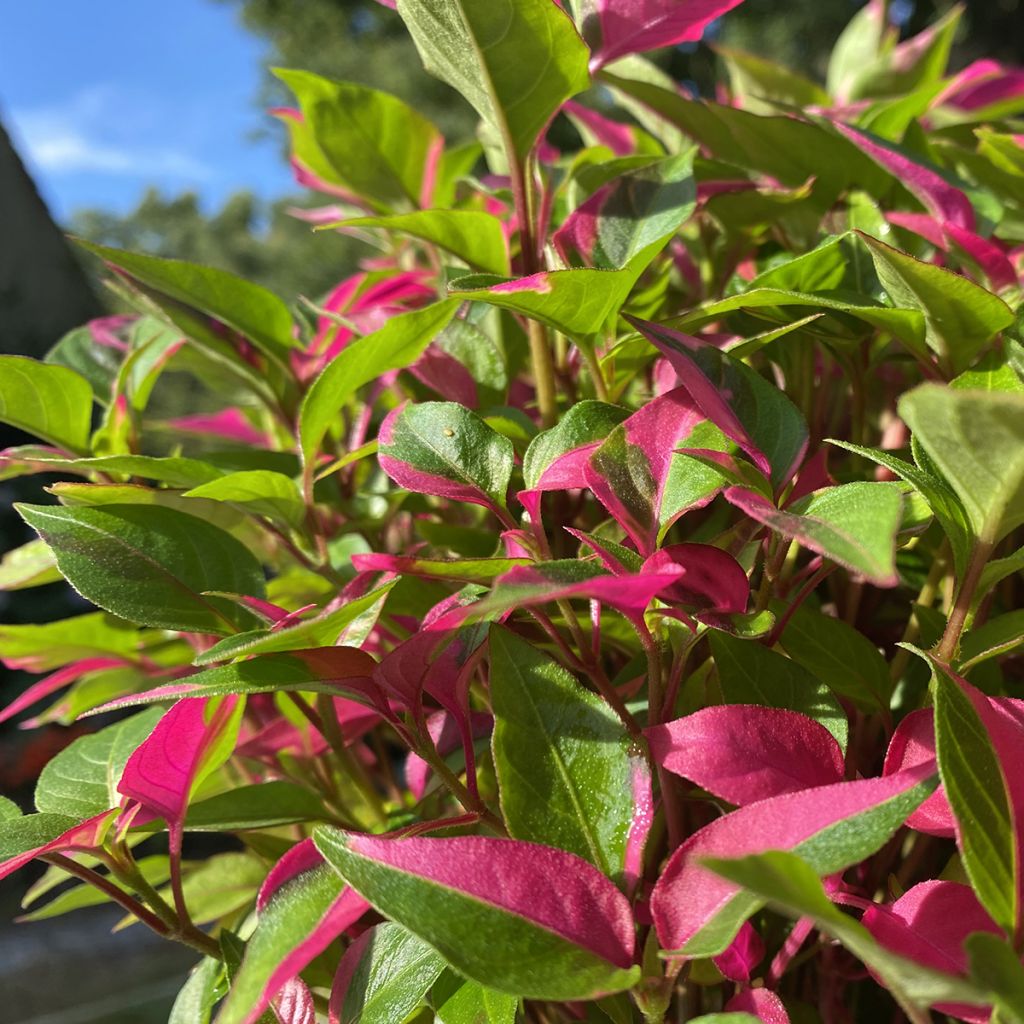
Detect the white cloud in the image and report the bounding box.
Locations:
[9,86,211,179]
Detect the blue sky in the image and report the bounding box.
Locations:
[0,0,295,222]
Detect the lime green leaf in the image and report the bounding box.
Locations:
[703,850,989,1015]
[0,538,61,591]
[274,69,442,210]
[960,611,1024,672]
[300,300,459,468]
[0,356,93,454]
[335,211,509,275]
[396,0,589,163]
[966,932,1024,1024]
[75,241,297,366]
[17,503,266,635]
[184,471,306,530]
[490,626,637,880]
[728,482,903,586]
[899,384,1024,545]
[432,972,517,1024]
[169,958,223,1024]
[859,233,1014,374]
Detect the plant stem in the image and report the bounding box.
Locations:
[415,739,506,836]
[889,548,946,684]
[934,539,994,664]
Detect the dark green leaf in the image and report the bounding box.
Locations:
[17,503,266,635]
[490,626,636,880]
[966,932,1024,1024]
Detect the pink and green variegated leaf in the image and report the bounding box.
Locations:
[585,387,723,554]
[641,544,749,620]
[862,881,1001,1024]
[726,483,904,587]
[216,839,370,1024]
[553,150,696,270]
[647,705,845,807]
[352,553,530,584]
[931,659,1024,937]
[490,625,642,885]
[119,698,242,855]
[651,763,938,956]
[378,401,515,515]
[883,708,955,837]
[327,921,446,1024]
[0,656,128,725]
[94,647,385,717]
[724,988,790,1023]
[625,315,807,490]
[313,829,641,1000]
[0,810,113,882]
[578,0,746,70]
[475,560,683,621]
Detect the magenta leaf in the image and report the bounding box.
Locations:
[862,881,1001,1024]
[313,829,641,999]
[647,705,845,806]
[883,708,955,837]
[641,543,749,620]
[651,764,938,955]
[724,988,791,1023]
[712,921,765,983]
[585,387,722,554]
[217,839,369,1024]
[583,0,747,70]
[273,978,317,1024]
[0,656,127,725]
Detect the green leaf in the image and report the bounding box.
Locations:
[314,828,641,1001]
[709,632,848,751]
[560,150,697,270]
[169,958,223,1024]
[450,251,657,338]
[976,546,1024,615]
[960,611,1024,672]
[0,356,93,453]
[336,211,509,275]
[34,708,163,819]
[181,783,326,832]
[776,604,892,713]
[899,384,1024,545]
[828,438,973,579]
[0,813,80,862]
[0,612,143,673]
[718,46,830,112]
[952,349,1024,393]
[827,0,887,99]
[334,922,447,1024]
[0,538,61,591]
[859,233,1014,374]
[184,471,306,529]
[75,240,297,366]
[432,972,518,1024]
[932,660,1018,934]
[194,584,394,664]
[170,853,266,925]
[728,482,903,586]
[489,625,635,880]
[0,797,21,822]
[966,932,1024,1024]
[274,69,442,210]
[396,0,590,163]
[379,401,515,512]
[703,850,989,1015]
[17,503,266,635]
[522,401,628,490]
[299,300,459,468]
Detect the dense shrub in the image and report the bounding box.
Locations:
[2,1,1024,1021]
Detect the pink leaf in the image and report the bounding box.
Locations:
[651,763,936,953]
[936,59,1024,113]
[623,314,772,480]
[0,810,113,882]
[647,705,845,806]
[585,0,747,70]
[624,754,654,896]
[883,708,955,837]
[167,408,266,445]
[640,543,749,618]
[334,832,636,970]
[273,978,317,1024]
[833,122,975,232]
[862,881,1001,1023]
[713,921,765,983]
[405,710,493,800]
[0,657,126,725]
[724,987,790,1023]
[564,100,637,156]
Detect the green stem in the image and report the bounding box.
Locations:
[415,739,506,835]
[889,546,946,685]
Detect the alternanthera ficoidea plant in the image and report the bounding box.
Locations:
[2,1,1024,1021]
